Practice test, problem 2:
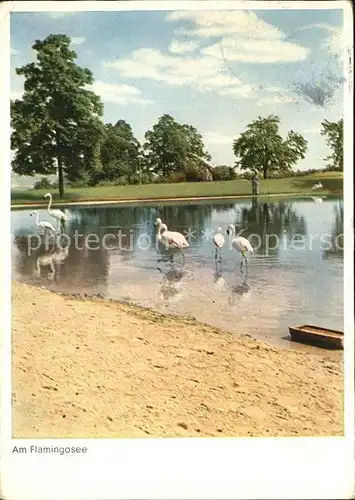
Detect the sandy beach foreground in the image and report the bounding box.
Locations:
[12,281,343,438]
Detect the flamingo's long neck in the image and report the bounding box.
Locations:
[47,195,53,214]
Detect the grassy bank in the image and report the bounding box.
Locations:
[11,171,343,206]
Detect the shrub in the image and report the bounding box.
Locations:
[33,177,54,190]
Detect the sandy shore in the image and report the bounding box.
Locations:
[12,281,343,438]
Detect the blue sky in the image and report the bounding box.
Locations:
[10,8,345,170]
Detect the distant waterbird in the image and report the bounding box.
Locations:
[226,224,253,269]
[43,192,68,229]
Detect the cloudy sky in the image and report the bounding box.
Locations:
[10,7,345,170]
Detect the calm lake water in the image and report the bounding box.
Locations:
[11,197,344,354]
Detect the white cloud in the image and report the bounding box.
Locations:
[71,37,86,46]
[204,131,234,145]
[263,86,285,93]
[323,27,344,57]
[11,47,20,55]
[169,39,199,54]
[167,10,309,64]
[104,49,254,98]
[218,84,255,98]
[103,10,309,99]
[104,49,221,85]
[89,81,153,106]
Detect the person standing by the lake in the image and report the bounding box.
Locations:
[251,173,259,196]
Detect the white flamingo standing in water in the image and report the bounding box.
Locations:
[226,224,253,269]
[154,218,189,263]
[213,227,225,261]
[43,192,68,229]
[30,211,56,235]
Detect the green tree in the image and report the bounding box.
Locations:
[94,120,142,184]
[11,34,104,198]
[233,115,308,179]
[143,114,211,180]
[321,118,343,171]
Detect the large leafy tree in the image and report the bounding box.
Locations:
[95,120,142,183]
[233,115,308,179]
[11,34,104,197]
[321,118,343,171]
[143,114,211,179]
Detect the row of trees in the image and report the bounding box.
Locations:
[11,34,344,198]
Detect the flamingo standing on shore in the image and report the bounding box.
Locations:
[154,218,189,263]
[43,193,68,229]
[226,224,253,269]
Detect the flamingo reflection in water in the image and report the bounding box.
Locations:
[154,218,189,264]
[157,260,185,303]
[213,227,225,262]
[34,244,69,280]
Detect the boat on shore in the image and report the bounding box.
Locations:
[289,324,344,350]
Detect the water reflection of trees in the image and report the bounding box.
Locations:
[323,200,343,259]
[234,197,307,256]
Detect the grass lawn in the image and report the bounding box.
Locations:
[11,171,343,206]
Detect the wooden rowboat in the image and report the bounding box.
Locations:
[289,324,344,350]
